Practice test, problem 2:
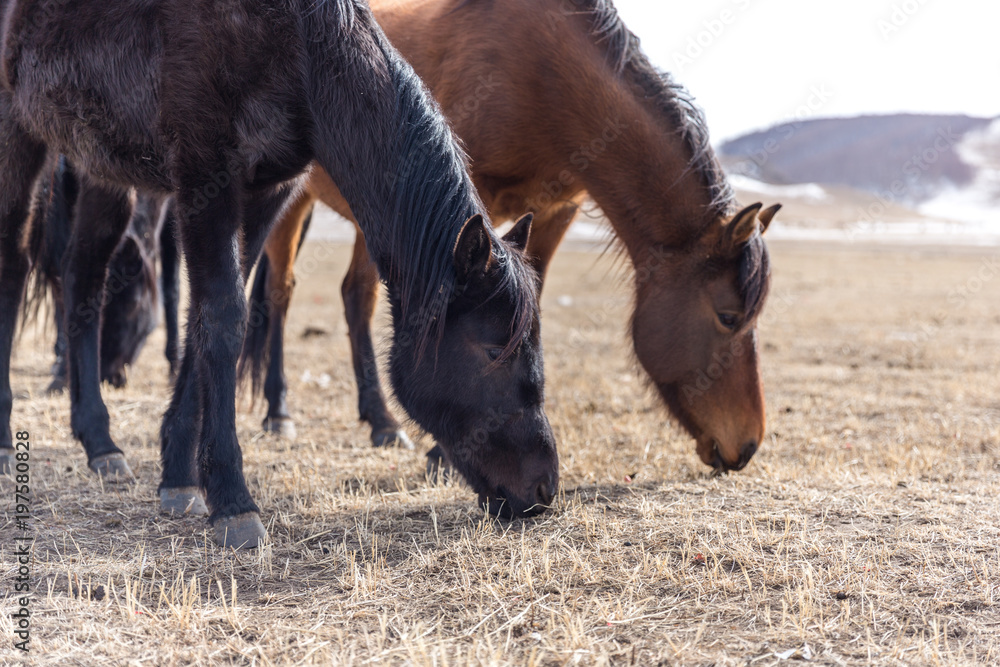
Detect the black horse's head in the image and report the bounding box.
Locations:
[99,233,158,387]
[390,214,558,519]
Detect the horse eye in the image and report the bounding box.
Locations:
[486,347,505,361]
[717,312,739,330]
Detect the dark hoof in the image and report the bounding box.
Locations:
[88,453,135,482]
[0,451,13,475]
[425,450,455,484]
[372,428,414,450]
[262,417,296,439]
[46,377,67,394]
[213,513,267,549]
[159,487,209,516]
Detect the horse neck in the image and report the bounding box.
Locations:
[302,2,481,320]
[502,0,728,261]
[573,92,723,263]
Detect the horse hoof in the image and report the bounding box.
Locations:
[213,513,267,549]
[0,451,14,475]
[372,429,414,450]
[263,417,296,439]
[46,378,67,394]
[425,451,454,484]
[88,453,135,482]
[159,487,209,516]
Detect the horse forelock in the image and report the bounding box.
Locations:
[486,244,538,367]
[737,232,770,327]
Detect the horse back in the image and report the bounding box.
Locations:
[372,0,607,216]
[2,0,169,187]
[1,0,314,192]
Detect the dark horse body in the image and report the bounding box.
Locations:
[243,0,780,471]
[0,0,557,547]
[26,156,180,391]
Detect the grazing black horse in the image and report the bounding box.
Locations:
[0,0,558,548]
[25,156,180,392]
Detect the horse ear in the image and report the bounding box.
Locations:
[502,213,533,252]
[726,203,763,248]
[453,213,493,281]
[757,203,781,235]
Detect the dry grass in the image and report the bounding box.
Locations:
[2,238,999,665]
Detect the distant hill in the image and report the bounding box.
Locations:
[719,114,998,204]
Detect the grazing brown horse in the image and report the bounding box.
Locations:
[0,0,557,548]
[243,0,781,472]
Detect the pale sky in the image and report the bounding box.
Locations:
[613,0,1000,142]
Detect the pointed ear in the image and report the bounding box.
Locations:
[453,213,493,281]
[757,203,781,235]
[502,213,533,252]
[726,202,763,248]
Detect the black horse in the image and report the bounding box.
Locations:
[0,0,558,548]
[25,156,181,392]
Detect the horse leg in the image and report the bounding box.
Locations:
[162,179,295,548]
[342,226,413,449]
[158,200,200,515]
[47,282,69,393]
[158,313,206,514]
[523,201,578,285]
[159,200,181,377]
[0,122,45,475]
[159,184,292,518]
[171,180,256,542]
[63,180,134,479]
[259,189,315,438]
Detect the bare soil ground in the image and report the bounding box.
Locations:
[2,239,999,665]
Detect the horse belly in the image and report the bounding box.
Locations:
[3,0,171,190]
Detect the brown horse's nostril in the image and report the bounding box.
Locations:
[739,440,758,467]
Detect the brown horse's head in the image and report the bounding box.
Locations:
[389,214,559,518]
[631,203,779,472]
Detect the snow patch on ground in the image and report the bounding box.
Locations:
[728,175,830,202]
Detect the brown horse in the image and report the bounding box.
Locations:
[243,0,780,472]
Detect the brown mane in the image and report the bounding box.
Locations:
[560,0,736,218]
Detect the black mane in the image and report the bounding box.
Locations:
[381,67,534,361]
[306,2,534,358]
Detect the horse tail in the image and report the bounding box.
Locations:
[238,253,273,400]
[22,155,78,326]
[238,207,314,400]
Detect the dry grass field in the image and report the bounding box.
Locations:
[2,236,999,665]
